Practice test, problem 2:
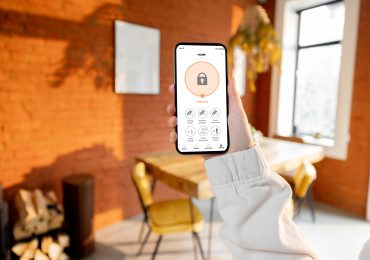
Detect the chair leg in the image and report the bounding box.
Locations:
[308,189,316,222]
[192,233,199,260]
[193,232,206,260]
[151,235,162,260]
[207,198,214,259]
[294,198,304,218]
[136,229,151,256]
[137,218,146,242]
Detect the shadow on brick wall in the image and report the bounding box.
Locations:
[4,144,137,224]
[0,1,218,224]
[50,3,127,89]
[0,3,128,89]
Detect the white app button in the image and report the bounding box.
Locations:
[211,126,221,136]
[210,108,220,119]
[185,126,196,137]
[198,108,208,119]
[185,108,195,119]
[198,126,208,136]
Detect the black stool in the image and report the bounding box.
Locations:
[62,174,94,258]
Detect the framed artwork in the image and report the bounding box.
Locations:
[114,21,160,94]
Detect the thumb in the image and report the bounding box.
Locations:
[228,78,245,115]
[228,78,239,98]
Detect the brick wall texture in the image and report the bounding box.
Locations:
[0,0,254,229]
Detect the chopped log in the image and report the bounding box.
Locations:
[21,248,34,259]
[46,191,58,204]
[21,238,38,259]
[58,252,69,260]
[13,221,32,240]
[45,190,64,230]
[33,189,50,221]
[11,242,28,256]
[15,189,38,226]
[57,233,70,248]
[34,218,49,235]
[20,255,32,260]
[48,210,64,230]
[48,242,62,260]
[41,236,53,254]
[46,191,64,214]
[48,217,63,230]
[34,249,49,260]
[27,238,38,250]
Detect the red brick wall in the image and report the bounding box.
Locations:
[0,0,254,229]
[254,0,275,135]
[313,0,370,216]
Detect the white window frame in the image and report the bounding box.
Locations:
[269,0,361,160]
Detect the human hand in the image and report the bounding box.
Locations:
[167,79,255,159]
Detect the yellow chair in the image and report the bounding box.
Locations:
[132,162,205,260]
[291,161,317,222]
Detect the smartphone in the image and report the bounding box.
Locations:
[174,42,229,154]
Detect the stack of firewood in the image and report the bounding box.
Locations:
[11,234,69,260]
[13,189,64,240]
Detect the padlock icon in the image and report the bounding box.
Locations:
[197,72,207,85]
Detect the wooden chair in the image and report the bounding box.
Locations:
[132,162,205,260]
[292,161,317,222]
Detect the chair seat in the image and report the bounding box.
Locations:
[148,199,204,234]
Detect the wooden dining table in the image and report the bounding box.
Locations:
[135,137,324,258]
[136,137,324,200]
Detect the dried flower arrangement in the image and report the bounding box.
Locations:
[228,5,282,92]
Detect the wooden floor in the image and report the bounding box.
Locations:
[84,200,370,260]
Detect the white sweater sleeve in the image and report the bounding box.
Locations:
[205,146,317,260]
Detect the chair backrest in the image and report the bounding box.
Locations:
[293,161,317,198]
[132,162,153,208]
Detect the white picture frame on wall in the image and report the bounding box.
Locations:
[114,20,160,94]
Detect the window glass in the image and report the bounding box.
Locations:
[299,2,345,46]
[294,44,342,138]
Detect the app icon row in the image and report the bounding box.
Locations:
[185,126,221,137]
[181,143,225,150]
[185,108,220,119]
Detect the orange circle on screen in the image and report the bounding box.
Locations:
[185,61,219,98]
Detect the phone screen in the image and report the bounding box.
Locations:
[175,43,229,154]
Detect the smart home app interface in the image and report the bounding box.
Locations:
[176,44,228,153]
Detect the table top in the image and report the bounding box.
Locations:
[135,137,324,200]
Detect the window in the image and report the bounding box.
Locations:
[270,0,361,160]
[293,1,345,142]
